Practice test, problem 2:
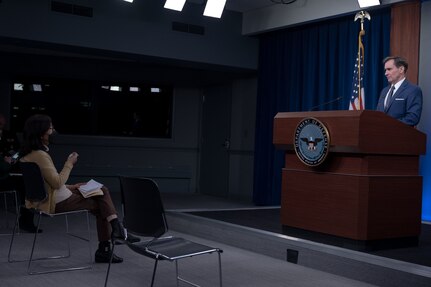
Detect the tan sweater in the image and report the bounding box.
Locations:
[20,150,73,213]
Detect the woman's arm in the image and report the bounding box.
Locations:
[31,150,75,190]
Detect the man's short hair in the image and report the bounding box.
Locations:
[383,56,408,73]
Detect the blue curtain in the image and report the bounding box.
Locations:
[253,8,391,205]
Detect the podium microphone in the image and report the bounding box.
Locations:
[309,96,343,111]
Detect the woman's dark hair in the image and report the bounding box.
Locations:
[20,114,52,157]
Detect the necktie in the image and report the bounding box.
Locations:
[385,86,395,109]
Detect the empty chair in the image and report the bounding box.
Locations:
[8,162,92,274]
[105,176,223,287]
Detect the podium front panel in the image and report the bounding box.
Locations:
[281,170,422,240]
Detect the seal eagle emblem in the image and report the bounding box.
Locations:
[294,117,330,166]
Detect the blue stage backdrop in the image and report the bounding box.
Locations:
[420,0,431,222]
[254,8,391,205]
[421,146,431,221]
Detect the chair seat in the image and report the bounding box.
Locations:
[37,208,89,218]
[128,236,221,261]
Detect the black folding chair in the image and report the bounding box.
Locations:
[105,176,223,287]
[8,162,92,274]
[0,189,19,235]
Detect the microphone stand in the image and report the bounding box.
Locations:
[309,97,343,111]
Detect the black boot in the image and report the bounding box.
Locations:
[19,208,42,233]
[95,241,123,264]
[110,218,127,242]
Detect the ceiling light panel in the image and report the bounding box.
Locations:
[203,0,226,18]
[357,0,380,8]
[164,0,187,11]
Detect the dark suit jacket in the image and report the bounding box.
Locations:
[376,80,423,126]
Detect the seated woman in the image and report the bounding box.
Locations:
[19,114,126,263]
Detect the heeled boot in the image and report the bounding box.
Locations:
[110,218,127,242]
[94,241,123,263]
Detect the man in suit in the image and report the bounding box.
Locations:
[376,56,423,127]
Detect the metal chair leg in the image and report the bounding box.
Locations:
[7,209,92,275]
[1,190,19,234]
[151,259,159,287]
[27,211,92,275]
[7,205,21,262]
[27,213,42,274]
[104,241,117,287]
[175,250,223,287]
[176,260,179,287]
[85,212,93,264]
[176,259,201,287]
[218,251,223,287]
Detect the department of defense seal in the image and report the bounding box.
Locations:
[294,117,330,166]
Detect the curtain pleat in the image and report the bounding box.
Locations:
[253,8,391,205]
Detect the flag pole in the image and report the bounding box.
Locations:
[354,11,370,110]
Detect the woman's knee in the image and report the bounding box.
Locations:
[101,186,110,194]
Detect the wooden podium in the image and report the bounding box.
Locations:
[273,110,426,241]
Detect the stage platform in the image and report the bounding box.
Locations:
[188,208,431,264]
[161,193,431,287]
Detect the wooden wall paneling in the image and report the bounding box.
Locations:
[390,0,421,84]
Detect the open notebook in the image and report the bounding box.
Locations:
[78,179,104,198]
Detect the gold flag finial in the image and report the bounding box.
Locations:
[354,11,371,31]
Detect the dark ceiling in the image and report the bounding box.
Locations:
[0,36,257,87]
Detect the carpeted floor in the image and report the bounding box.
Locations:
[0,204,381,287]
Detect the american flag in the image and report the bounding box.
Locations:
[349,32,365,110]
